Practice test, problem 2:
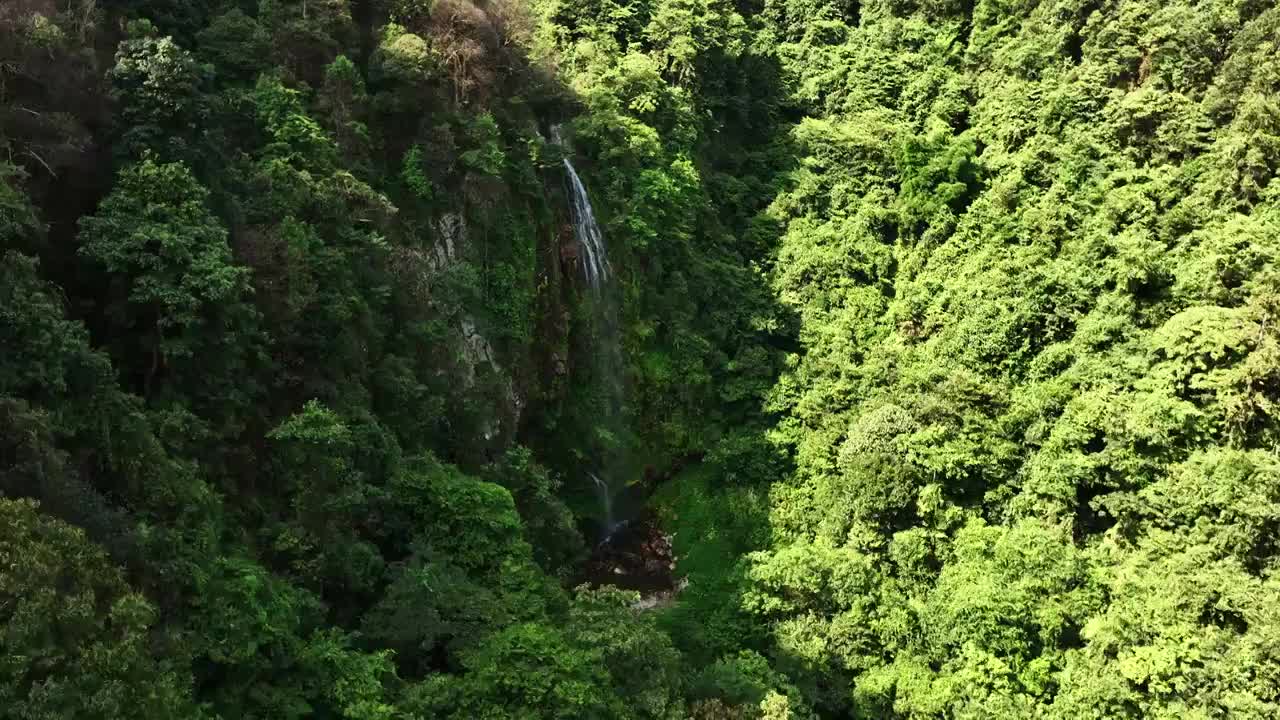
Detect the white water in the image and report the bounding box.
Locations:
[549,125,621,539]
[590,473,616,538]
[551,125,611,291]
[562,159,611,290]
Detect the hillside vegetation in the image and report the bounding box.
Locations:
[3,0,1280,717]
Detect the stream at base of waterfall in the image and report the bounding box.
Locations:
[581,509,684,609]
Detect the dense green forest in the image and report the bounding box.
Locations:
[4,0,1280,716]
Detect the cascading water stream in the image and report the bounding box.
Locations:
[549,124,623,541]
[590,473,616,539]
[549,129,675,601]
[563,159,611,290]
[553,126,611,291]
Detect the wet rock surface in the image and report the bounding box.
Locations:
[580,510,679,604]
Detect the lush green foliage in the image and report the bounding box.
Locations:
[1,0,773,714]
[741,0,1280,716]
[5,0,1280,716]
[0,498,201,719]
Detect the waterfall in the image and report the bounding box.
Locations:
[551,125,611,290]
[591,473,616,539]
[564,159,611,290]
[550,124,624,543]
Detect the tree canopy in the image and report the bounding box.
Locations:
[3,0,1280,716]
